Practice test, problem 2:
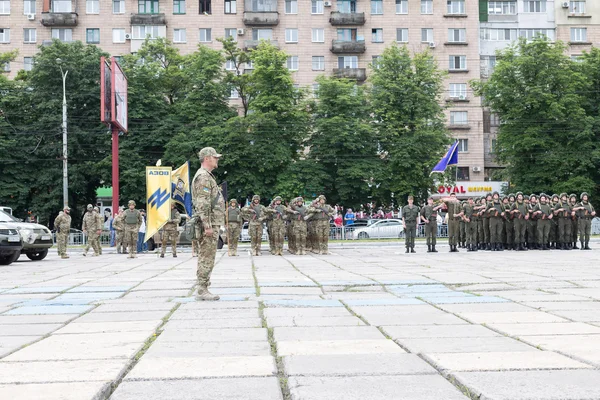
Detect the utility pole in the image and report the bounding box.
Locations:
[58,59,69,208]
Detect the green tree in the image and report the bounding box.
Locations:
[219,37,252,116]
[472,38,595,196]
[369,45,450,202]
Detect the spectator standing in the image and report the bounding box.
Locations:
[344,209,356,226]
[137,211,148,253]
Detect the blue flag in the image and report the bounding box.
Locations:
[171,162,193,217]
[431,141,459,174]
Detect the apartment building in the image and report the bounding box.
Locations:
[555,0,600,59]
[0,0,485,180]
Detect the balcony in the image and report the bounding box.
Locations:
[130,13,167,25]
[331,40,365,54]
[243,11,279,26]
[329,12,365,26]
[40,12,78,27]
[244,40,279,50]
[333,68,366,82]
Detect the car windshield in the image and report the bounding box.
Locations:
[0,210,18,222]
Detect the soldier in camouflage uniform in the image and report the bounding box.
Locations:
[443,193,462,252]
[549,194,559,249]
[123,200,143,258]
[463,197,477,252]
[554,193,573,250]
[527,195,538,249]
[305,199,319,253]
[94,207,104,255]
[286,198,297,254]
[475,197,486,249]
[54,206,72,259]
[503,196,514,250]
[82,204,101,257]
[574,192,595,250]
[265,199,275,254]
[265,196,287,256]
[569,194,579,249]
[401,195,420,253]
[534,194,553,250]
[160,203,181,258]
[486,192,505,251]
[242,195,267,256]
[192,147,225,301]
[287,197,308,255]
[113,208,125,254]
[308,195,334,255]
[227,199,242,256]
[511,192,528,251]
[458,200,467,249]
[420,197,442,253]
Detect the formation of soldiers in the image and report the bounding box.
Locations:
[417,191,596,253]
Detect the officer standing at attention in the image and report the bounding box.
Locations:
[463,197,477,252]
[242,195,267,256]
[574,192,595,250]
[486,192,504,251]
[534,194,553,250]
[420,197,442,253]
[160,203,181,258]
[402,195,420,253]
[227,199,242,256]
[123,200,143,258]
[54,206,72,259]
[442,193,462,252]
[82,204,101,257]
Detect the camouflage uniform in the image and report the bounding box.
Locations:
[123,201,143,258]
[486,192,504,251]
[569,194,579,248]
[534,194,553,250]
[482,193,492,250]
[242,195,268,256]
[265,196,287,256]
[511,193,528,251]
[443,196,462,252]
[306,201,318,253]
[227,199,242,256]
[192,147,225,301]
[549,195,559,249]
[54,207,72,259]
[458,201,466,248]
[402,198,420,253]
[160,205,181,257]
[420,199,441,253]
[82,205,101,256]
[265,200,275,255]
[113,210,125,253]
[575,192,595,250]
[503,196,515,250]
[527,195,538,249]
[287,197,308,255]
[307,195,334,255]
[94,207,104,255]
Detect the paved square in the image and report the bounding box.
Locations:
[1,243,599,399]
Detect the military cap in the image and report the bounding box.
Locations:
[230,199,238,205]
[94,206,99,212]
[128,200,136,206]
[198,147,222,160]
[318,195,326,201]
[581,192,589,200]
[274,196,282,202]
[87,204,93,210]
[408,195,414,200]
[486,192,492,198]
[252,195,260,201]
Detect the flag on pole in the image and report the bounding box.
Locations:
[431,140,459,174]
[171,162,193,217]
[145,166,172,242]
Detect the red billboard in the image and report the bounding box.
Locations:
[100,57,111,126]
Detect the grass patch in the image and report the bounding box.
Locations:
[259,301,291,400]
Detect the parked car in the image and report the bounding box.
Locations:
[241,221,268,242]
[0,210,53,260]
[349,219,404,239]
[0,223,23,265]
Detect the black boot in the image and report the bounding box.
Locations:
[411,247,416,253]
[557,243,562,250]
[486,243,492,251]
[473,244,478,252]
[584,242,591,250]
[498,243,504,251]
[467,244,473,252]
[567,243,572,250]
[580,241,584,250]
[427,245,432,253]
[573,242,579,249]
[432,245,438,253]
[405,248,410,254]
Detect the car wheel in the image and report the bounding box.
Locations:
[26,249,48,261]
[9,252,20,263]
[217,236,224,250]
[358,232,369,239]
[0,255,13,265]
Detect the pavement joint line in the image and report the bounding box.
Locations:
[339,300,371,326]
[251,257,261,297]
[281,257,323,290]
[258,301,291,400]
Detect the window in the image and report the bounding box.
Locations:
[490,139,497,154]
[570,1,585,14]
[480,28,517,41]
[490,113,500,126]
[113,28,126,43]
[446,0,464,14]
[138,0,159,13]
[0,28,9,43]
[24,57,33,71]
[396,28,408,43]
[287,56,299,71]
[449,83,466,98]
[225,0,236,13]
[571,54,583,62]
[23,28,36,43]
[524,0,546,13]
[372,28,383,43]
[448,28,465,43]
[312,28,324,43]
[312,83,320,96]
[457,139,469,153]
[252,29,272,40]
[337,28,357,41]
[338,55,358,68]
[337,0,356,13]
[451,112,468,125]
[52,28,72,42]
[488,1,516,14]
[421,0,432,14]
[173,0,185,13]
[2,61,9,72]
[372,55,381,68]
[113,0,125,13]
[285,0,297,14]
[51,0,71,12]
[570,27,587,42]
[449,55,466,70]
[86,0,99,13]
[199,28,211,42]
[246,60,254,70]
[230,88,239,99]
[23,0,36,14]
[312,56,325,70]
[481,55,496,76]
[396,0,407,14]
[225,28,237,41]
[0,0,9,13]
[519,29,554,41]
[421,28,433,43]
[285,28,298,43]
[457,166,470,181]
[312,0,323,14]
[371,0,382,14]
[173,28,186,42]
[86,28,100,43]
[132,25,160,39]
[225,60,236,70]
[199,0,211,13]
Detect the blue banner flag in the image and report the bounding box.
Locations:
[171,162,193,217]
[431,141,459,174]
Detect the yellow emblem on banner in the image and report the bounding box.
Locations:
[145,166,172,242]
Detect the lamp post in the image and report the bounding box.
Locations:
[57,58,69,208]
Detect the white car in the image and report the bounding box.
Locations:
[241,222,269,242]
[349,219,404,239]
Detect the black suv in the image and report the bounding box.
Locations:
[0,224,24,265]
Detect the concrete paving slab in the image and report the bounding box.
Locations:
[110,378,283,400]
[343,298,425,306]
[92,303,175,313]
[0,323,62,336]
[426,296,509,304]
[264,300,342,308]
[277,339,404,356]
[381,325,500,339]
[0,314,78,325]
[360,312,468,326]
[68,286,133,293]
[459,312,569,324]
[0,382,111,400]
[164,317,263,330]
[451,370,600,400]
[6,287,72,294]
[526,301,600,311]
[437,303,536,313]
[264,307,351,318]
[0,359,129,383]
[288,375,468,400]
[488,322,600,337]
[284,353,437,376]
[74,310,170,323]
[179,301,259,310]
[550,309,600,322]
[273,326,384,341]
[260,287,323,295]
[424,350,591,372]
[53,320,163,334]
[396,336,537,354]
[170,308,260,320]
[143,341,271,358]
[156,328,268,343]
[125,356,276,380]
[0,336,42,357]
[523,334,600,352]
[266,316,366,327]
[5,305,94,315]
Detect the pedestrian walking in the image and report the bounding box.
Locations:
[54,206,71,259]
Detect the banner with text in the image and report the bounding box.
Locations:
[145,166,172,242]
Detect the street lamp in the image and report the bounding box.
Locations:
[57,58,68,208]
